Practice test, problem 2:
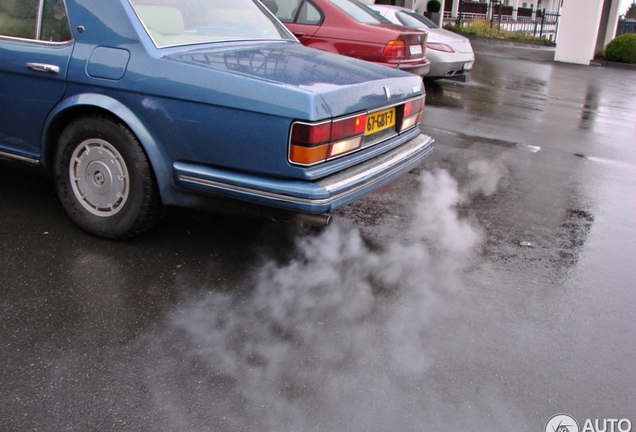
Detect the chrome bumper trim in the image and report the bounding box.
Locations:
[178,133,434,207]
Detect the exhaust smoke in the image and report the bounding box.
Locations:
[140,162,504,431]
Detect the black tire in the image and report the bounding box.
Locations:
[53,115,164,239]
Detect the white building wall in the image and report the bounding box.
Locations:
[555,0,605,64]
[603,0,621,46]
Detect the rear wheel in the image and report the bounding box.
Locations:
[54,116,164,239]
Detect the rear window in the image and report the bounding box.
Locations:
[327,0,391,24]
[396,10,437,29]
[130,0,295,48]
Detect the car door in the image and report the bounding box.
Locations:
[269,0,322,44]
[0,0,73,161]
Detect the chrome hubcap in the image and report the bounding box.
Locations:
[69,139,129,217]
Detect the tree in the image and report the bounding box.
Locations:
[626,1,636,19]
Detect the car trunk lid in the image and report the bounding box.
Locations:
[166,42,425,119]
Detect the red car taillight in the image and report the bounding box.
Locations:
[400,96,425,132]
[383,40,405,58]
[290,113,367,166]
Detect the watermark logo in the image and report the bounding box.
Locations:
[546,414,580,432]
[547,414,633,432]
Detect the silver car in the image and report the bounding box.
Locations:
[370,4,475,80]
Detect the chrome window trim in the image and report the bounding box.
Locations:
[0,34,73,45]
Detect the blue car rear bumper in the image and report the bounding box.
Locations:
[173,133,434,214]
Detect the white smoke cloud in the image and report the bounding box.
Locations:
[462,158,509,199]
[139,161,506,432]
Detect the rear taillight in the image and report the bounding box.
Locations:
[426,42,455,53]
[289,98,425,166]
[383,40,405,58]
[290,113,367,166]
[400,97,425,132]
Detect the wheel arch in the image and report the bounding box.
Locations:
[42,94,176,204]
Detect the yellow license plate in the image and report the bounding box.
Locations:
[365,107,396,135]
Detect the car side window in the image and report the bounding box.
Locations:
[396,10,430,29]
[296,1,322,25]
[41,0,71,42]
[0,0,39,39]
[266,0,322,25]
[267,0,303,23]
[0,0,71,41]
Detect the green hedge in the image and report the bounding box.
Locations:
[605,34,636,64]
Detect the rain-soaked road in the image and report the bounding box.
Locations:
[2,49,635,432]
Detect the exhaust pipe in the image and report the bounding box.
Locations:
[295,213,332,227]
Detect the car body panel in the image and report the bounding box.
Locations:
[0,39,73,159]
[370,4,475,79]
[0,0,433,226]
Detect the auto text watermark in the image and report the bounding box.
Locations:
[546,414,632,432]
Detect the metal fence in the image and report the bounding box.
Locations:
[617,19,636,36]
[445,0,560,42]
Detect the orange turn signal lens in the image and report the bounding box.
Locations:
[289,143,330,165]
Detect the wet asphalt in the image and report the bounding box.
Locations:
[1,47,635,431]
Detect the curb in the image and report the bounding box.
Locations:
[589,59,636,71]
[466,35,556,48]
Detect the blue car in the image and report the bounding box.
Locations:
[0,0,433,238]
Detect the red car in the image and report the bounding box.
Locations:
[263,0,431,76]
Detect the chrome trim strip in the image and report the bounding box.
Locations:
[0,34,73,46]
[320,134,431,192]
[179,175,327,205]
[0,151,40,165]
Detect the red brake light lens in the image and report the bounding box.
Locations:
[403,97,424,118]
[383,40,405,58]
[332,114,366,140]
[291,121,331,147]
[400,97,425,132]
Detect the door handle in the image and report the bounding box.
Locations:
[26,63,60,74]
[293,32,306,38]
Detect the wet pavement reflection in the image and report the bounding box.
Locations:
[2,52,636,431]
